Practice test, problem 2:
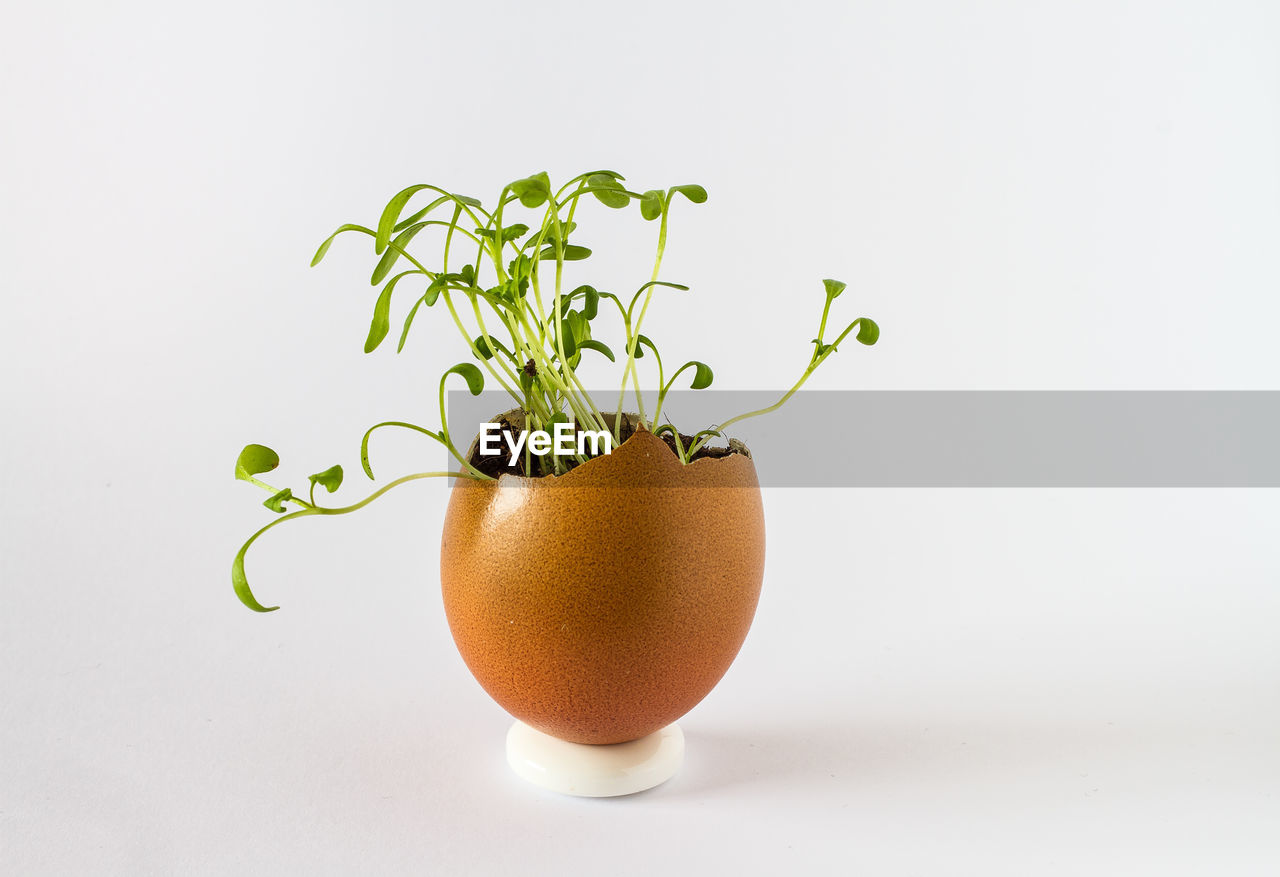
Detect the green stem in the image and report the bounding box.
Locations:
[359,420,441,479]
[657,425,689,464]
[516,272,607,436]
[441,291,522,403]
[438,375,497,481]
[816,294,834,344]
[617,203,671,428]
[653,359,692,429]
[233,471,467,613]
[684,316,867,457]
[469,293,532,405]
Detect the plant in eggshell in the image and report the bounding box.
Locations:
[232,170,879,613]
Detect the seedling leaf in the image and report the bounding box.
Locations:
[264,488,293,513]
[312,224,374,267]
[474,336,512,360]
[856,318,880,345]
[444,362,485,395]
[640,190,664,221]
[577,340,615,361]
[365,270,423,353]
[397,296,425,353]
[510,172,552,208]
[308,465,343,494]
[371,222,432,285]
[393,195,450,232]
[376,185,432,254]
[586,173,630,208]
[235,444,279,480]
[476,223,529,244]
[688,360,714,389]
[670,184,708,204]
[632,333,658,359]
[540,244,592,261]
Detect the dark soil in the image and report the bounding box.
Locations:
[467,410,743,479]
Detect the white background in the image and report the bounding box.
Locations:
[2,1,1278,874]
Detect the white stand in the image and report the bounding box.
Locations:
[505,721,685,797]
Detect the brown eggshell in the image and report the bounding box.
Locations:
[440,425,765,745]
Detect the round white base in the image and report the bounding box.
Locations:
[505,721,685,797]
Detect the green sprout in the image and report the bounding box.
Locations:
[232,170,879,611]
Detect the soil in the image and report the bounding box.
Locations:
[467,410,745,479]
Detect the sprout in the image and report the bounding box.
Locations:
[231,170,880,611]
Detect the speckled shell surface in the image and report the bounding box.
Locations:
[440,427,765,745]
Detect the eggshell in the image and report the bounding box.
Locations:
[440,425,765,744]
